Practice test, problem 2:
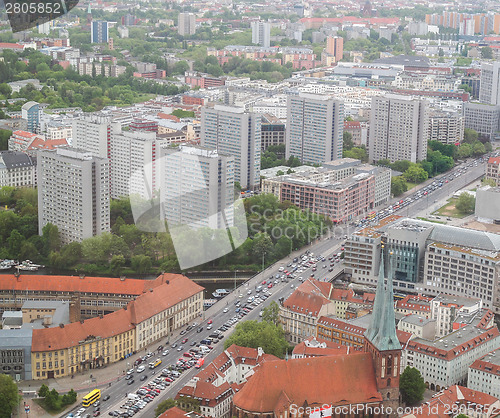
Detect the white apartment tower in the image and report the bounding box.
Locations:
[201,105,261,189]
[286,93,344,165]
[161,145,235,230]
[37,148,110,245]
[479,62,500,105]
[251,21,271,48]
[369,94,429,163]
[72,115,116,159]
[178,13,196,36]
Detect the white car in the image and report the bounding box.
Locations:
[137,365,145,373]
[223,308,229,313]
[206,324,212,330]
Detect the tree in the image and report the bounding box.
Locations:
[155,398,177,417]
[38,383,49,398]
[261,301,280,325]
[455,192,475,215]
[399,366,426,405]
[391,176,408,197]
[223,320,289,358]
[0,374,20,418]
[457,143,473,159]
[481,46,493,59]
[42,223,61,253]
[45,388,62,410]
[403,165,428,184]
[482,177,497,187]
[463,128,479,144]
[343,131,354,150]
[391,160,411,173]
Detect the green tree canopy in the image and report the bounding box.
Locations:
[455,193,475,215]
[261,300,280,325]
[391,176,408,197]
[155,398,177,417]
[403,165,428,184]
[400,366,426,405]
[0,374,20,418]
[223,320,289,358]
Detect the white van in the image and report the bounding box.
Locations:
[128,393,139,401]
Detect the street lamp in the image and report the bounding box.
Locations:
[262,252,266,272]
[234,270,237,291]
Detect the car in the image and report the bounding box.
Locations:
[171,343,177,348]
[206,324,212,330]
[93,413,101,417]
[177,345,183,351]
[190,341,197,346]
[137,365,145,373]
[197,326,203,333]
[125,374,133,380]
[207,319,212,324]
[140,375,147,381]
[127,379,134,385]
[162,350,169,356]
[180,330,187,335]
[182,338,188,344]
[223,308,229,313]
[103,395,111,401]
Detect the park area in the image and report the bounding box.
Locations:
[433,198,466,219]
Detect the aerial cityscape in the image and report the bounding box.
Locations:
[1,0,500,416]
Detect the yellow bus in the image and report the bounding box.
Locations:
[149,358,162,369]
[367,211,376,220]
[82,389,101,407]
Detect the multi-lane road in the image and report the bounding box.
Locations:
[66,156,488,417]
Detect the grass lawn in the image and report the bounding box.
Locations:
[33,398,72,416]
[432,198,467,218]
[405,182,418,191]
[417,217,445,224]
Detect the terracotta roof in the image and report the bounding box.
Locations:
[299,16,399,25]
[233,354,382,413]
[344,121,361,129]
[292,338,349,357]
[396,295,432,313]
[488,157,500,165]
[296,278,332,298]
[402,385,500,418]
[158,407,190,418]
[330,288,375,305]
[128,274,204,324]
[28,138,68,150]
[0,273,178,295]
[0,43,23,49]
[32,308,134,352]
[157,112,180,122]
[13,130,38,138]
[283,290,330,317]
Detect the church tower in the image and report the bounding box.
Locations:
[364,248,401,414]
[87,4,92,26]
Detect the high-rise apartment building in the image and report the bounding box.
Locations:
[286,93,344,165]
[161,145,234,230]
[479,62,500,105]
[38,148,110,245]
[325,36,343,62]
[463,102,500,140]
[21,101,40,134]
[368,94,429,163]
[72,114,115,159]
[251,21,271,48]
[201,105,261,189]
[428,111,464,144]
[178,13,196,36]
[91,21,109,43]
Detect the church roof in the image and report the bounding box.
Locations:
[364,250,401,352]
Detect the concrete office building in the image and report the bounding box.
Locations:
[479,62,500,105]
[251,21,271,48]
[463,102,500,140]
[21,101,40,134]
[201,105,261,189]
[161,145,235,230]
[475,185,500,223]
[428,111,464,144]
[325,36,343,62]
[178,13,196,36]
[368,94,429,163]
[260,113,285,150]
[469,350,500,399]
[91,21,109,43]
[486,156,500,186]
[286,93,344,165]
[37,148,110,245]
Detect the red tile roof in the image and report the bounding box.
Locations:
[233,354,382,413]
[299,16,400,25]
[402,385,500,418]
[28,138,68,150]
[292,337,350,357]
[32,308,134,352]
[396,295,432,313]
[0,273,178,295]
[488,157,500,165]
[158,407,190,418]
[0,43,23,49]
[283,290,330,316]
[344,121,361,129]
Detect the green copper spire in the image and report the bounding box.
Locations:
[87,3,92,14]
[365,248,401,351]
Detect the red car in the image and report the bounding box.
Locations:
[165,377,173,382]
[183,352,193,358]
[182,338,188,344]
[261,280,266,285]
[207,319,212,324]
[268,284,273,288]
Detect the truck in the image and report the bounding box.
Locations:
[149,359,162,369]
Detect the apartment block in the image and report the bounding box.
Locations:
[469,350,500,399]
[91,21,109,44]
[72,114,114,159]
[0,151,36,188]
[21,101,40,134]
[286,93,344,165]
[479,62,500,105]
[37,148,110,245]
[397,315,436,340]
[428,111,464,144]
[178,13,196,36]
[343,228,383,282]
[395,294,432,318]
[201,105,261,189]
[368,94,429,163]
[160,145,234,230]
[325,36,343,62]
[251,21,271,48]
[486,157,500,186]
[261,113,285,150]
[463,102,500,140]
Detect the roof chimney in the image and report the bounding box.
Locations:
[80,274,85,280]
[120,276,126,281]
[14,271,20,279]
[59,323,64,328]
